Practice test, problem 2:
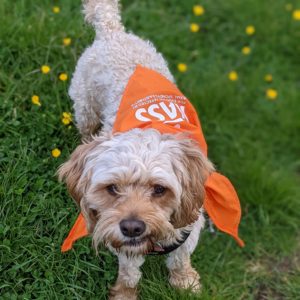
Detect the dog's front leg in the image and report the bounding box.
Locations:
[166,216,205,293]
[109,253,145,300]
[166,245,201,292]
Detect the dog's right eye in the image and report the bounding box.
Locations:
[152,185,167,197]
[106,184,118,196]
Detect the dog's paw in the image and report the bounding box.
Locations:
[109,284,137,300]
[169,267,201,292]
[109,294,137,300]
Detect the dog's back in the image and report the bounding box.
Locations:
[69,0,174,136]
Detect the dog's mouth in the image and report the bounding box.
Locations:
[121,236,165,253]
[122,235,150,247]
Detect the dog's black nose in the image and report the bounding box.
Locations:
[119,219,146,237]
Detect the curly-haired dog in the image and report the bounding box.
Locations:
[59,1,243,299]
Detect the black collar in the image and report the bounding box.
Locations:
[147,230,191,255]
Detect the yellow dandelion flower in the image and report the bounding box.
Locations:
[193,5,205,16]
[31,95,41,106]
[242,46,251,55]
[41,65,51,74]
[245,25,255,35]
[62,112,72,125]
[177,63,188,73]
[62,117,71,125]
[63,38,72,46]
[228,71,238,81]
[264,74,273,83]
[285,4,293,11]
[59,73,68,81]
[63,112,72,119]
[293,9,300,20]
[190,23,200,33]
[51,148,61,158]
[266,88,278,100]
[52,6,60,14]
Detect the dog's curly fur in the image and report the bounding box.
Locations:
[59,1,214,299]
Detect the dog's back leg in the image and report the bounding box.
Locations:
[69,0,125,137]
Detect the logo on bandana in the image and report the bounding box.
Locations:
[132,95,189,125]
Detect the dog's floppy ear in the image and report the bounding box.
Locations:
[58,140,98,204]
[171,139,214,228]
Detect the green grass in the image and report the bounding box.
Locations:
[1,0,300,299]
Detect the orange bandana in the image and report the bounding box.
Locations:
[61,66,244,252]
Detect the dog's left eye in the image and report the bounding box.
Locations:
[106,184,119,196]
[152,185,167,197]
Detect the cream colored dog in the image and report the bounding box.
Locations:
[59,1,214,299]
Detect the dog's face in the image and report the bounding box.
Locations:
[59,129,214,255]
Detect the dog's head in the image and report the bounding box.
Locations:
[59,129,214,255]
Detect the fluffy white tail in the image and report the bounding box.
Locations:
[83,0,124,34]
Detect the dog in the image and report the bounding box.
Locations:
[59,1,243,299]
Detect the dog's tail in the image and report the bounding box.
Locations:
[83,0,124,34]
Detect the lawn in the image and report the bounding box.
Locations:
[1,0,300,299]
